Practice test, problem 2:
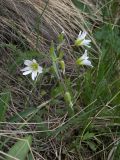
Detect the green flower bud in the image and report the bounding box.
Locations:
[64,92,73,109]
[60,60,65,74]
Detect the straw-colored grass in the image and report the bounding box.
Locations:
[0,0,102,51]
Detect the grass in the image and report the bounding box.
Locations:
[0,0,120,159]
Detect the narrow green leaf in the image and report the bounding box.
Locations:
[6,135,32,160]
[0,92,10,122]
[83,132,94,141]
[49,42,60,79]
[9,107,37,122]
[27,153,34,160]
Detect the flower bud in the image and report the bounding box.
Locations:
[60,60,65,74]
[64,92,73,109]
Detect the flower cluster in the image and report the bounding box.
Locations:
[20,30,93,116]
[75,30,93,68]
[21,30,92,80]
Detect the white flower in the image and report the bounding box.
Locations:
[75,31,91,47]
[21,59,43,80]
[61,30,65,34]
[76,50,93,67]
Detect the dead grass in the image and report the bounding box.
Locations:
[0,0,102,52]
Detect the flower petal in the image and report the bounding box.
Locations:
[78,31,82,38]
[33,59,37,63]
[83,40,91,47]
[80,31,87,39]
[23,70,32,75]
[84,39,91,43]
[38,66,43,73]
[31,71,37,80]
[24,60,32,66]
[83,59,93,67]
[21,67,31,72]
[81,50,88,60]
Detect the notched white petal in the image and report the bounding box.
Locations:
[80,31,87,39]
[23,70,32,75]
[81,50,88,60]
[83,59,93,67]
[78,31,82,38]
[24,60,32,66]
[21,67,31,72]
[32,71,37,80]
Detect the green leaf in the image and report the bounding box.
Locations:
[86,141,97,152]
[49,41,55,59]
[49,42,60,79]
[9,107,37,122]
[6,135,32,160]
[83,132,95,141]
[0,92,10,122]
[27,153,34,160]
[51,85,63,98]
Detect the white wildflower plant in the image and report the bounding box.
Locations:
[21,59,43,80]
[76,50,93,67]
[75,31,91,48]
